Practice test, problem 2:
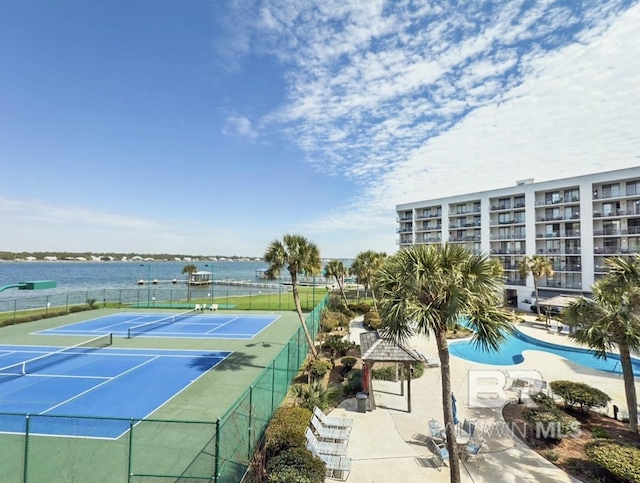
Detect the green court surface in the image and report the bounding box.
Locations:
[0,303,322,483]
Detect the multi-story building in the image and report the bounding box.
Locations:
[396,166,640,310]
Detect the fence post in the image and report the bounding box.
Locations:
[127,419,134,482]
[248,385,253,461]
[270,359,276,415]
[214,417,221,482]
[23,414,30,483]
[66,293,69,311]
[286,341,291,384]
[13,300,17,324]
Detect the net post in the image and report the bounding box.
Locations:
[23,413,30,483]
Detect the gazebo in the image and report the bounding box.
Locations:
[538,294,580,326]
[359,330,424,413]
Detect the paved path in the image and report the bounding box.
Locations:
[324,315,639,482]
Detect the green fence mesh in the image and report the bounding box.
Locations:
[0,293,329,482]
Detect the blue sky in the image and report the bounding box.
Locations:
[1,1,639,259]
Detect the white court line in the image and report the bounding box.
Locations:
[39,356,160,415]
[204,317,240,334]
[0,352,18,360]
[24,374,111,380]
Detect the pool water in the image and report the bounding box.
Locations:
[449,328,640,376]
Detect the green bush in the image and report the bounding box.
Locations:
[341,356,357,372]
[521,407,581,440]
[590,426,612,439]
[342,369,363,397]
[545,450,559,462]
[372,366,397,381]
[266,448,325,483]
[357,302,371,314]
[309,360,332,380]
[550,380,611,412]
[586,440,640,482]
[363,311,382,330]
[347,303,360,312]
[69,305,89,313]
[320,311,350,332]
[264,407,312,457]
[267,466,314,483]
[322,336,354,358]
[531,392,557,410]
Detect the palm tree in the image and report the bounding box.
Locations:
[264,234,322,359]
[518,255,554,321]
[292,381,340,411]
[351,250,387,310]
[325,259,349,305]
[565,256,640,434]
[375,243,513,483]
[182,264,197,302]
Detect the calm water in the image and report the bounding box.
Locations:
[0,261,267,299]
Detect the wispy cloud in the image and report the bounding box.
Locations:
[222,114,259,139]
[220,0,639,250]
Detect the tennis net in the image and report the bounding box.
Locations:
[0,333,113,383]
[127,309,197,338]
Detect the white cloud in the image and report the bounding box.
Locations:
[222,114,259,139]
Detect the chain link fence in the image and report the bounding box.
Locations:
[0,293,328,482]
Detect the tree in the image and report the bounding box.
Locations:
[325,259,349,305]
[182,264,197,302]
[375,243,513,483]
[264,234,322,359]
[518,255,554,322]
[351,250,387,310]
[565,256,640,434]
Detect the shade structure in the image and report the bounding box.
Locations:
[452,393,459,425]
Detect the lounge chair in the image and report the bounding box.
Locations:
[461,419,476,439]
[312,450,352,481]
[463,437,485,467]
[427,437,449,471]
[428,419,444,441]
[530,379,548,395]
[305,427,348,456]
[313,406,353,430]
[310,414,350,442]
[209,303,218,311]
[414,349,441,367]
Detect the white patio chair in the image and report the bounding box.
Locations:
[313,406,353,430]
[305,427,348,456]
[310,414,350,442]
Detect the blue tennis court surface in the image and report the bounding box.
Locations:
[35,312,279,339]
[0,343,230,438]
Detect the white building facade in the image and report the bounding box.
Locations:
[396,167,640,310]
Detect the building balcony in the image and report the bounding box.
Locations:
[415,212,442,220]
[504,277,526,286]
[490,234,526,240]
[396,227,413,233]
[396,215,413,222]
[536,248,581,255]
[449,207,481,216]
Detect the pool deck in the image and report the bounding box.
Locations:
[326,314,639,483]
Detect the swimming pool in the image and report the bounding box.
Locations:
[449,328,640,376]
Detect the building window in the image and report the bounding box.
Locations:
[626,181,640,196]
[602,183,620,198]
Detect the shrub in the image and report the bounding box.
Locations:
[341,356,357,372]
[342,369,363,397]
[320,314,338,333]
[267,448,325,483]
[264,407,312,457]
[545,450,559,462]
[69,305,89,313]
[309,360,332,380]
[586,440,640,482]
[363,311,382,330]
[267,466,314,483]
[590,426,612,439]
[550,380,611,412]
[322,336,354,358]
[521,407,581,440]
[372,366,397,381]
[347,303,359,312]
[531,392,557,410]
[357,302,371,314]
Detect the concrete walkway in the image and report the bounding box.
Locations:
[324,315,639,482]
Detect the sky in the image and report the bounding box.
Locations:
[1,1,639,259]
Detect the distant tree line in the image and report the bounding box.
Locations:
[0,251,262,261]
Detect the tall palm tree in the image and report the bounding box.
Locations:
[264,234,322,359]
[351,250,387,310]
[325,259,349,305]
[518,255,554,321]
[182,264,197,302]
[565,256,640,434]
[375,244,513,483]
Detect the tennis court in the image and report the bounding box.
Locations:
[0,335,230,438]
[34,311,280,339]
